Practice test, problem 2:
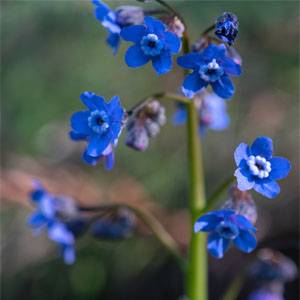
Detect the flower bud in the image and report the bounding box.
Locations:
[215,12,239,46]
[115,6,145,27]
[222,184,257,224]
[161,15,185,38]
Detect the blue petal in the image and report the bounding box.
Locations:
[164,31,181,54]
[151,50,172,76]
[207,232,230,258]
[233,214,257,233]
[63,245,76,265]
[194,213,222,232]
[218,56,242,76]
[177,53,203,69]
[69,130,88,141]
[107,95,120,112]
[234,143,250,167]
[80,92,107,111]
[71,111,93,135]
[82,151,102,166]
[120,25,147,42]
[106,33,120,54]
[234,168,255,191]
[27,212,47,228]
[108,96,124,123]
[40,195,55,219]
[269,157,291,180]
[250,136,273,160]
[92,0,111,21]
[182,71,207,98]
[86,133,111,157]
[48,222,74,245]
[105,151,114,170]
[109,123,122,140]
[212,210,236,218]
[144,16,165,34]
[253,179,280,198]
[203,44,226,60]
[211,74,234,99]
[172,106,187,125]
[125,44,151,68]
[232,229,256,253]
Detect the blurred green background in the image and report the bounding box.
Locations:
[1,1,299,299]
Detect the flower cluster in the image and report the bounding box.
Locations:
[234,136,291,198]
[27,180,77,264]
[177,43,242,99]
[194,209,257,258]
[125,100,166,150]
[172,92,230,138]
[70,91,124,170]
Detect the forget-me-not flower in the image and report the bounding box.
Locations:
[172,92,230,137]
[120,16,181,75]
[234,136,291,198]
[92,1,144,54]
[70,91,124,170]
[177,43,241,99]
[194,209,257,258]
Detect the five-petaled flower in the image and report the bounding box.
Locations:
[234,136,291,198]
[215,12,239,46]
[172,92,230,137]
[121,16,181,75]
[70,91,124,170]
[27,180,76,264]
[92,1,144,54]
[177,43,241,99]
[194,209,257,258]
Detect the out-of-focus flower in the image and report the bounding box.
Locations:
[250,249,298,282]
[125,100,166,151]
[194,210,257,258]
[70,92,124,170]
[234,137,291,198]
[177,44,241,99]
[215,12,239,46]
[92,1,144,54]
[161,15,185,38]
[222,184,257,224]
[248,289,284,300]
[27,180,77,264]
[91,208,136,239]
[172,92,230,137]
[121,16,181,75]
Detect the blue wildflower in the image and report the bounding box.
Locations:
[92,1,144,54]
[177,43,241,99]
[248,289,284,300]
[215,12,239,46]
[27,180,76,264]
[91,209,135,239]
[70,91,124,170]
[120,16,181,75]
[234,136,291,198]
[194,210,257,258]
[172,92,230,137]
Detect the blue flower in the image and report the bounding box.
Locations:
[215,12,239,46]
[27,180,76,264]
[172,92,230,137]
[234,137,291,198]
[120,16,181,75]
[92,1,144,54]
[177,43,241,99]
[248,289,283,300]
[70,91,124,170]
[194,210,257,258]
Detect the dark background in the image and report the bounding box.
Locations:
[1,1,299,299]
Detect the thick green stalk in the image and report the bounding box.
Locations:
[186,98,207,300]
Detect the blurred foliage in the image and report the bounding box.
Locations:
[1,1,299,299]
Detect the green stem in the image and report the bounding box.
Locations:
[79,203,184,270]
